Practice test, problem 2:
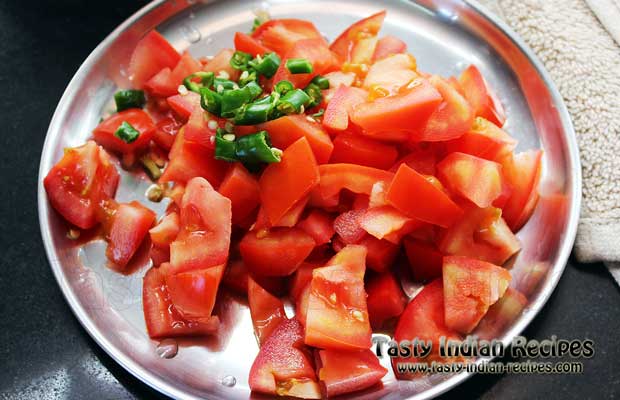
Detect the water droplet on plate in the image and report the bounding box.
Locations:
[180,24,202,44]
[156,339,178,359]
[221,375,236,387]
[188,12,195,19]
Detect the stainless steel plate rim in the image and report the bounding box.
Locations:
[38,1,581,399]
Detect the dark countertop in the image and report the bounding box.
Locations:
[1,1,618,399]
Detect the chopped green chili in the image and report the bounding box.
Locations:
[238,70,257,86]
[114,121,140,143]
[230,51,252,70]
[277,89,311,114]
[114,90,145,112]
[183,71,215,93]
[311,75,330,90]
[214,128,238,162]
[213,77,238,92]
[199,87,223,115]
[312,108,325,118]
[235,131,281,163]
[285,58,313,74]
[249,53,281,78]
[244,80,263,99]
[274,80,294,95]
[251,18,262,33]
[220,83,262,118]
[304,83,323,109]
[234,95,277,125]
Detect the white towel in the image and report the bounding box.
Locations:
[475,0,620,283]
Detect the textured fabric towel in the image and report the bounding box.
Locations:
[475,0,620,283]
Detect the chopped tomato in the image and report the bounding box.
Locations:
[334,209,367,244]
[330,11,386,63]
[129,31,181,88]
[43,141,119,229]
[289,262,319,300]
[317,349,387,397]
[218,163,261,225]
[259,115,334,164]
[330,132,398,171]
[169,177,232,274]
[203,48,240,81]
[221,259,286,296]
[305,245,372,350]
[437,152,505,208]
[324,71,356,88]
[372,35,407,61]
[153,116,181,150]
[404,238,443,282]
[149,211,180,248]
[475,287,527,340]
[443,255,511,333]
[249,318,321,399]
[163,263,225,319]
[184,108,223,149]
[149,244,170,267]
[438,206,520,265]
[390,143,439,176]
[272,38,340,89]
[500,150,543,230]
[297,210,335,245]
[360,205,423,244]
[93,109,156,156]
[248,277,286,345]
[105,201,155,268]
[144,67,176,97]
[458,65,506,127]
[363,53,417,95]
[323,86,368,132]
[166,91,201,120]
[316,163,394,201]
[350,77,442,141]
[358,235,399,272]
[142,266,219,338]
[273,196,309,228]
[259,137,320,225]
[234,31,271,56]
[239,228,316,276]
[366,272,407,329]
[252,18,326,57]
[445,117,517,161]
[387,164,463,227]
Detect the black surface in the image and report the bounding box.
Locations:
[0,1,619,399]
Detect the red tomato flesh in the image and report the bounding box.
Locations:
[248,277,286,345]
[404,238,443,282]
[218,163,261,225]
[330,132,399,169]
[323,86,368,132]
[317,349,388,397]
[366,272,407,329]
[93,109,156,156]
[458,65,506,127]
[296,210,335,246]
[106,201,155,268]
[129,31,181,88]
[149,211,180,248]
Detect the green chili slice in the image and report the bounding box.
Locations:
[230,50,252,70]
[214,128,238,162]
[311,75,330,90]
[183,71,215,93]
[220,82,262,118]
[234,95,276,125]
[114,90,145,112]
[312,108,325,118]
[238,69,257,86]
[285,58,313,74]
[249,53,281,78]
[274,80,294,95]
[304,83,323,109]
[114,121,140,144]
[243,80,263,99]
[235,131,281,163]
[199,87,223,115]
[276,89,311,114]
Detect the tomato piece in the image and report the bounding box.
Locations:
[169,177,232,274]
[363,54,417,96]
[259,115,334,164]
[93,109,156,155]
[272,38,340,89]
[360,205,423,244]
[240,228,315,277]
[323,86,368,132]
[248,277,286,345]
[221,259,286,296]
[474,287,527,340]
[142,266,219,339]
[316,163,394,202]
[390,143,439,176]
[153,117,181,150]
[144,67,176,97]
[438,206,520,265]
[350,77,442,141]
[445,117,517,161]
[458,65,506,127]
[334,209,367,244]
[166,91,201,120]
[289,262,319,300]
[297,210,335,246]
[184,107,221,149]
[317,349,387,397]
[386,164,463,227]
[162,263,225,319]
[218,163,261,225]
[149,212,180,248]
[305,245,372,350]
[105,201,155,268]
[149,244,170,267]
[129,31,181,88]
[329,133,397,174]
[160,128,228,186]
[234,31,271,56]
[443,255,511,333]
[324,71,356,88]
[259,137,320,225]
[330,11,386,62]
[404,238,443,282]
[372,35,407,61]
[392,279,462,378]
[249,318,321,398]
[437,152,505,208]
[273,196,309,228]
[203,49,240,81]
[253,18,326,57]
[366,272,407,329]
[44,141,119,229]
[500,150,543,231]
[358,235,398,273]
[295,282,312,326]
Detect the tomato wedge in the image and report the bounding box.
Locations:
[272,38,340,89]
[404,238,443,282]
[334,209,367,244]
[93,109,156,156]
[360,205,423,244]
[358,235,399,273]
[129,31,181,88]
[317,349,388,397]
[500,150,543,231]
[252,18,326,57]
[105,201,155,268]
[248,277,286,345]
[330,132,398,169]
[363,53,417,96]
[458,65,506,127]
[296,210,335,246]
[166,91,201,121]
[323,86,368,132]
[149,211,180,248]
[234,31,271,56]
[316,163,394,201]
[474,287,527,340]
[330,11,386,63]
[366,272,407,329]
[372,35,407,61]
[203,48,240,81]
[218,163,261,225]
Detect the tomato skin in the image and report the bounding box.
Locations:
[445,117,517,162]
[334,209,367,244]
[44,141,119,229]
[163,263,225,319]
[404,238,443,282]
[296,210,335,246]
[330,132,398,170]
[203,49,240,81]
[149,211,180,248]
[142,266,219,339]
[272,38,340,89]
[330,11,386,62]
[350,78,442,141]
[169,177,232,274]
[443,256,511,333]
[259,115,334,164]
[149,244,170,267]
[387,164,463,228]
[358,235,399,272]
[458,65,506,127]
[316,163,394,201]
[259,137,320,225]
[323,86,368,132]
[273,196,309,228]
[248,277,286,345]
[305,245,372,350]
[166,91,201,120]
[317,349,387,397]
[129,31,181,88]
[372,35,407,61]
[366,272,407,329]
[249,318,320,398]
[93,109,156,155]
[500,150,543,231]
[239,228,316,276]
[153,117,181,150]
[252,18,326,57]
[105,201,156,268]
[234,31,271,56]
[360,205,423,244]
[218,163,261,225]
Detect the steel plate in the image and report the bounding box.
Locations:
[37,0,581,399]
